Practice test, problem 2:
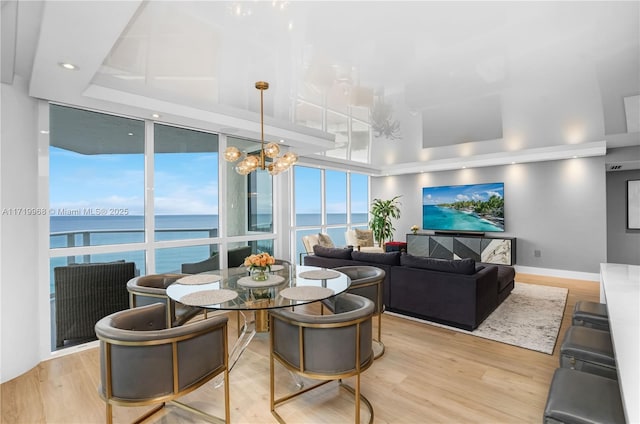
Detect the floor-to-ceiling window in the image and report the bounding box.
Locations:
[153,123,220,273]
[48,105,275,351]
[292,165,369,263]
[49,105,147,275]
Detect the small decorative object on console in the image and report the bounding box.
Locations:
[244,252,276,281]
[410,225,419,234]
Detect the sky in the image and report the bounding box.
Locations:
[49,147,368,216]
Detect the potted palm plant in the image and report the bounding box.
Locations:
[369,196,402,248]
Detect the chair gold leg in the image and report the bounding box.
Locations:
[106,404,112,424]
[373,313,385,359]
[339,381,375,424]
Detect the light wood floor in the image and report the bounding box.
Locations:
[1,273,599,423]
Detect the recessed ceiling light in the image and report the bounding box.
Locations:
[572,155,578,159]
[59,62,78,70]
[151,113,160,119]
[462,166,467,169]
[40,130,49,134]
[511,161,516,165]
[127,132,134,136]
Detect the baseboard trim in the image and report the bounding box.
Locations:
[514,265,599,282]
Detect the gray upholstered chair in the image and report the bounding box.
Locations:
[94,303,230,424]
[126,273,204,328]
[269,293,375,424]
[54,261,136,348]
[273,258,293,281]
[327,266,386,358]
[543,368,625,424]
[572,300,610,331]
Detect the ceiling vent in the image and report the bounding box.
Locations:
[609,164,623,170]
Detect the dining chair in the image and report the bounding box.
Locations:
[269,293,375,424]
[94,303,230,424]
[126,273,204,328]
[326,266,386,359]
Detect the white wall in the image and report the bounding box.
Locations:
[0,75,41,383]
[371,155,607,275]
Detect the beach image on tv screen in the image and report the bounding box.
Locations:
[422,182,504,232]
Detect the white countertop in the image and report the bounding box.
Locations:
[600,263,640,424]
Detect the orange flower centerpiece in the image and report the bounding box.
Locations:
[244,252,276,281]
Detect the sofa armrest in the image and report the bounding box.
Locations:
[473,265,499,324]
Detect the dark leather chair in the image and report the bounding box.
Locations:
[54,261,136,347]
[327,266,386,358]
[94,303,230,424]
[544,368,624,424]
[126,273,203,327]
[572,300,610,331]
[269,293,375,424]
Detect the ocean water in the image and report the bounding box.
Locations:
[423,205,503,232]
[49,213,369,292]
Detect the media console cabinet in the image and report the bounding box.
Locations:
[406,233,516,266]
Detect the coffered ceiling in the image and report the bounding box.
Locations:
[3,1,639,171]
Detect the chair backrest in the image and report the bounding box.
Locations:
[333,266,385,314]
[227,245,252,268]
[54,261,136,347]
[270,293,374,376]
[301,234,320,254]
[127,273,199,327]
[274,259,293,282]
[345,229,358,247]
[95,303,228,402]
[181,253,220,274]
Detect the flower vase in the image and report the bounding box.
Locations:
[251,267,269,281]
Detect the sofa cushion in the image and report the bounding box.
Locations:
[354,229,374,247]
[317,233,335,248]
[313,245,353,259]
[400,254,476,275]
[352,250,401,266]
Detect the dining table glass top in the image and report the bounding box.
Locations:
[166,265,351,310]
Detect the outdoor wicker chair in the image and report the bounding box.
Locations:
[54,261,136,347]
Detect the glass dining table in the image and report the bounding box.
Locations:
[166,264,351,372]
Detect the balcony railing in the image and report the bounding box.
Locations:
[50,227,218,264]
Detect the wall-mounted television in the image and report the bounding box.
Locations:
[422,182,505,233]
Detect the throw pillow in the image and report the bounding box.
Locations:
[313,245,353,259]
[400,254,476,275]
[351,250,401,266]
[317,233,335,248]
[354,228,374,247]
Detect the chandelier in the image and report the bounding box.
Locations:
[223,81,298,175]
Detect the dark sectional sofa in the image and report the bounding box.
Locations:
[304,245,515,330]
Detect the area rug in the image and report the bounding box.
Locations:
[388,282,568,354]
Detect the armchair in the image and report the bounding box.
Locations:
[94,303,230,423]
[127,273,203,327]
[54,261,136,347]
[327,266,386,359]
[269,293,375,424]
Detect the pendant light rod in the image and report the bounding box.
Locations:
[222,81,298,175]
[256,81,268,170]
